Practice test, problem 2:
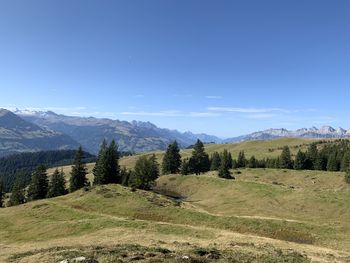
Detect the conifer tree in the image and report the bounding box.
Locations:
[93,140,120,184]
[341,151,350,172]
[218,150,233,179]
[247,155,257,168]
[294,150,307,170]
[237,151,247,168]
[93,139,108,185]
[279,146,293,169]
[104,140,121,184]
[228,152,233,169]
[28,165,48,201]
[47,168,67,198]
[306,143,318,169]
[0,178,4,208]
[327,153,338,171]
[188,139,210,175]
[162,141,182,174]
[181,158,190,175]
[210,152,221,171]
[315,152,327,170]
[120,167,132,186]
[8,176,26,206]
[70,146,88,192]
[130,154,159,190]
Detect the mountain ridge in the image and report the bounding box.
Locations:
[14,109,223,154]
[225,126,350,143]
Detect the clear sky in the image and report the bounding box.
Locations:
[1,0,350,137]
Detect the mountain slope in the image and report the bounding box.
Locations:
[225,126,350,143]
[17,110,222,154]
[0,109,80,157]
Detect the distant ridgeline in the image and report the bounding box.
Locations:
[0,150,96,192]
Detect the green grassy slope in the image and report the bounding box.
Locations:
[1,168,350,262]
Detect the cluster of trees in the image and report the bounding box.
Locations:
[162,139,233,179]
[6,140,161,207]
[208,140,350,184]
[0,149,95,192]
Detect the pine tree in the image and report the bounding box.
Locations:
[247,156,257,168]
[130,154,159,190]
[218,150,233,179]
[8,176,26,206]
[120,166,132,186]
[237,151,247,168]
[327,153,339,171]
[47,168,67,198]
[228,152,233,169]
[0,178,4,208]
[28,165,48,201]
[210,152,221,171]
[294,150,307,170]
[93,139,108,184]
[104,140,121,184]
[188,139,210,175]
[306,143,318,169]
[341,151,350,172]
[181,158,190,175]
[279,146,293,169]
[315,152,327,170]
[162,141,182,174]
[93,140,120,184]
[70,146,88,192]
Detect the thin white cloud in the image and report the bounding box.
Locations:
[206,95,222,99]
[120,110,221,118]
[207,107,290,113]
[245,114,280,119]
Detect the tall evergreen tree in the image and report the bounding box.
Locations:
[327,153,339,171]
[210,152,221,171]
[188,139,210,175]
[93,140,120,184]
[237,151,247,168]
[47,168,67,198]
[294,150,307,170]
[120,166,132,186]
[315,152,327,171]
[218,150,233,179]
[162,141,182,174]
[8,176,26,206]
[104,140,121,184]
[341,151,350,172]
[181,158,190,175]
[228,152,233,169]
[130,154,159,190]
[306,143,318,169]
[70,146,88,192]
[279,146,293,169]
[247,156,257,168]
[93,139,108,185]
[0,178,4,208]
[27,165,48,201]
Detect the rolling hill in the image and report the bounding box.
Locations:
[1,169,350,262]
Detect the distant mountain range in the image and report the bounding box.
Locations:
[225,126,350,143]
[0,109,79,157]
[1,108,350,157]
[13,109,222,155]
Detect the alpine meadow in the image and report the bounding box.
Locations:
[1,1,350,263]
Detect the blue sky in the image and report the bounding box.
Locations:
[1,0,350,137]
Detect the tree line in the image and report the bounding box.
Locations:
[3,139,350,208]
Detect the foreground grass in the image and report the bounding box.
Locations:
[2,165,350,262]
